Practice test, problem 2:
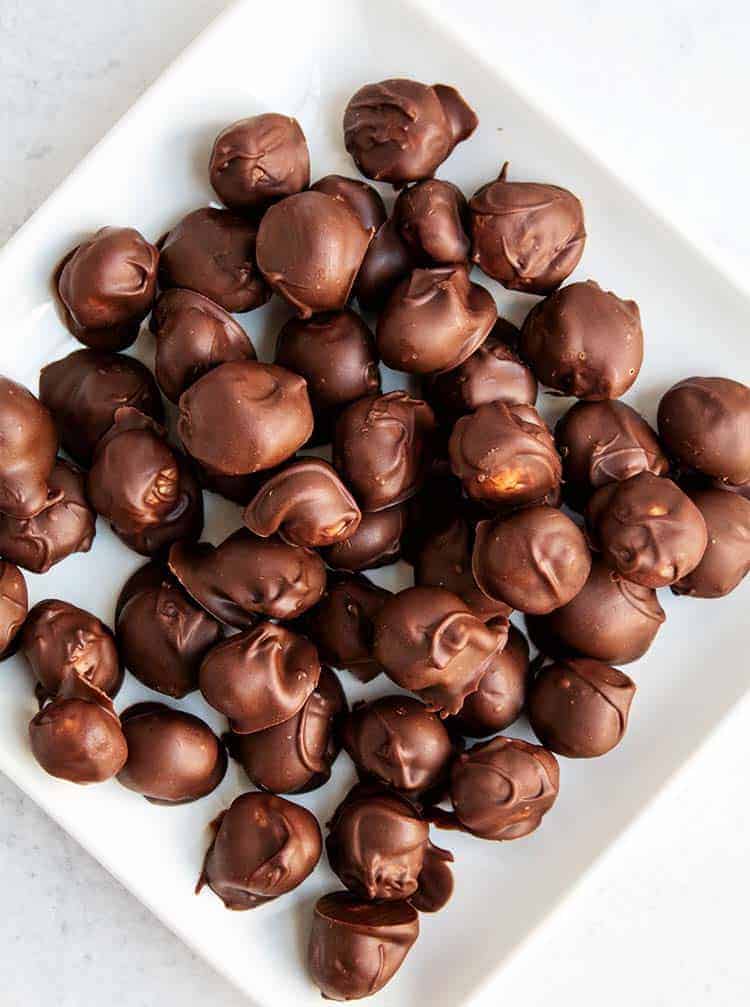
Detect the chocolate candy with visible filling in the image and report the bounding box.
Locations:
[0,561,28,660]
[672,488,750,598]
[198,792,321,910]
[450,623,530,737]
[0,376,58,520]
[354,216,414,312]
[394,179,469,264]
[311,175,387,233]
[323,504,406,572]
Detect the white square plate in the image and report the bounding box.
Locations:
[1,1,749,1005]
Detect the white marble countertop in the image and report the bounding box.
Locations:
[1,2,748,1005]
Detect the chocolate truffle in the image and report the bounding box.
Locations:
[0,376,58,520]
[450,736,559,840]
[199,621,321,734]
[526,559,666,665]
[158,207,269,313]
[343,78,477,186]
[177,361,313,476]
[585,472,708,588]
[323,504,407,572]
[394,179,469,264]
[150,288,256,403]
[377,266,497,375]
[400,468,465,565]
[672,488,750,598]
[116,562,222,698]
[373,587,507,717]
[29,674,127,784]
[449,401,561,508]
[520,280,643,399]
[334,392,436,512]
[555,399,669,511]
[470,163,585,294]
[0,459,96,573]
[0,561,28,660]
[199,792,322,910]
[39,348,163,466]
[657,377,750,486]
[528,658,636,758]
[243,459,361,548]
[56,226,158,350]
[193,463,262,506]
[450,623,530,737]
[342,695,454,796]
[117,702,226,803]
[168,528,326,626]
[308,892,419,1001]
[227,666,346,794]
[353,215,414,312]
[311,175,387,233]
[473,506,591,614]
[256,191,371,317]
[209,113,309,212]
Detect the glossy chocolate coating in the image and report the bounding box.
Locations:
[177,361,313,476]
[473,506,591,614]
[354,215,414,312]
[311,175,387,233]
[199,792,321,910]
[450,623,530,737]
[0,561,28,660]
[323,504,407,572]
[199,621,321,734]
[343,78,477,186]
[400,468,465,566]
[450,736,559,840]
[526,559,666,665]
[118,702,226,803]
[116,562,222,698]
[256,191,371,318]
[0,376,58,520]
[194,463,263,506]
[243,458,361,548]
[394,179,469,264]
[0,459,95,573]
[657,377,750,485]
[520,280,643,399]
[377,266,496,375]
[209,113,310,212]
[150,288,256,403]
[528,658,635,758]
[672,488,750,598]
[168,528,326,626]
[227,666,346,794]
[158,207,269,313]
[555,399,668,511]
[342,695,454,796]
[449,401,561,508]
[334,392,436,512]
[470,164,585,294]
[56,226,158,350]
[373,587,507,717]
[39,348,163,466]
[586,472,708,588]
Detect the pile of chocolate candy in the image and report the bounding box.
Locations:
[2,77,749,1000]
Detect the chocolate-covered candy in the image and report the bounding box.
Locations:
[528,658,636,759]
[150,289,256,403]
[526,559,666,665]
[256,191,371,317]
[199,792,321,910]
[0,459,95,573]
[323,504,407,572]
[168,528,326,626]
[334,392,436,512]
[0,561,28,660]
[353,216,414,312]
[449,401,561,508]
[199,621,321,734]
[158,207,269,313]
[194,463,262,506]
[373,587,507,716]
[209,113,309,213]
[118,702,226,803]
[520,280,643,399]
[473,506,591,614]
[177,361,313,476]
[311,175,387,233]
[555,399,669,511]
[227,666,346,794]
[394,179,469,264]
[377,266,496,375]
[470,163,585,294]
[450,623,530,737]
[243,459,361,548]
[309,892,419,1001]
[0,376,58,519]
[400,469,465,565]
[343,78,477,186]
[657,377,750,486]
[39,349,163,466]
[56,226,158,350]
[450,736,559,840]
[671,488,750,598]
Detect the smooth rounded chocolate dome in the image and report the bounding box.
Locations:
[672,488,750,598]
[394,179,470,264]
[353,215,415,312]
[0,561,28,660]
[323,504,406,572]
[0,376,58,520]
[311,174,387,233]
[450,623,530,737]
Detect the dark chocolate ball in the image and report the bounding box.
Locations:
[400,468,465,566]
[450,623,530,737]
[672,488,750,598]
[0,376,58,520]
[394,179,469,264]
[311,175,387,233]
[323,504,407,572]
[0,561,28,660]
[353,215,414,312]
